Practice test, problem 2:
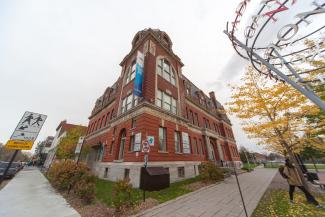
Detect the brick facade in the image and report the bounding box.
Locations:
[84,29,241,187]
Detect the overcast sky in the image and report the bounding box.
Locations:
[0,0,280,153]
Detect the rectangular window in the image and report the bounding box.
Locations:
[156,90,177,114]
[182,132,191,154]
[171,73,176,86]
[174,131,181,153]
[104,168,108,178]
[129,135,135,151]
[126,94,133,111]
[171,98,177,114]
[157,59,163,76]
[195,113,199,126]
[131,63,136,80]
[199,139,203,155]
[159,127,167,151]
[193,138,198,154]
[178,167,185,178]
[110,141,114,154]
[121,94,138,113]
[105,112,110,126]
[131,118,136,129]
[163,93,172,111]
[190,110,194,124]
[156,90,162,107]
[110,109,114,120]
[124,169,130,180]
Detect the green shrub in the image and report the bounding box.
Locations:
[112,179,133,211]
[48,160,95,203]
[199,161,224,183]
[74,173,95,203]
[48,160,77,190]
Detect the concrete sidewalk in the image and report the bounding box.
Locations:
[135,168,277,217]
[0,167,80,217]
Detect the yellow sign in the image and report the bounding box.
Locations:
[5,140,34,150]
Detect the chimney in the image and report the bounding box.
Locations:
[209,91,217,108]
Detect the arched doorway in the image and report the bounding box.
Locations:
[116,129,126,160]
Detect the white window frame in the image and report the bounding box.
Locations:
[174,131,181,153]
[157,59,177,86]
[120,93,138,114]
[125,61,136,84]
[159,127,167,152]
[156,90,177,114]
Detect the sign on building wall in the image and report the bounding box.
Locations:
[134,132,141,151]
[133,51,144,97]
[147,136,154,146]
[182,132,191,154]
[5,111,47,150]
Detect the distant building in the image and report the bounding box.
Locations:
[41,136,54,154]
[83,28,241,187]
[43,120,86,168]
[37,136,54,165]
[253,152,267,163]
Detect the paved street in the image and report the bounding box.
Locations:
[0,167,80,217]
[136,168,277,217]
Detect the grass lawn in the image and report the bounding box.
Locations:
[95,176,203,207]
[242,163,258,170]
[264,162,283,168]
[252,189,325,217]
[305,164,325,170]
[264,163,325,169]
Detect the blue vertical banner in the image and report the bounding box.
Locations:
[133,51,144,97]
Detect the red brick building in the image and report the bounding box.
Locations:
[84,29,241,187]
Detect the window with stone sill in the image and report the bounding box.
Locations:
[159,127,167,152]
[199,139,203,155]
[193,138,198,154]
[174,131,181,153]
[157,59,176,86]
[129,135,135,151]
[178,167,185,178]
[121,93,138,114]
[156,90,177,114]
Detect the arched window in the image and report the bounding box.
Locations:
[157,59,176,86]
[125,61,136,84]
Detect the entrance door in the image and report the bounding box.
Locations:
[118,130,126,160]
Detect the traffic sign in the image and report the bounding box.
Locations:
[10,111,47,141]
[142,141,150,153]
[75,136,84,154]
[5,140,34,150]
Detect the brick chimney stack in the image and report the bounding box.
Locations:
[209,91,217,108]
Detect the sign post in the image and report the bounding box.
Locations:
[142,139,150,202]
[1,111,47,184]
[75,136,85,164]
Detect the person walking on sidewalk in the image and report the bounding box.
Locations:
[280,158,324,208]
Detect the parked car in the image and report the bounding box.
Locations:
[0,161,22,179]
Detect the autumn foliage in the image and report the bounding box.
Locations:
[56,126,85,160]
[48,160,95,203]
[227,66,324,154]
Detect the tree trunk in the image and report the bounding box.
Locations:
[284,143,310,192]
[311,156,319,173]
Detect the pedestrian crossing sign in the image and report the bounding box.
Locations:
[10,111,47,142]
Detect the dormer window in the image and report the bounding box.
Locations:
[157,59,176,86]
[125,61,136,84]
